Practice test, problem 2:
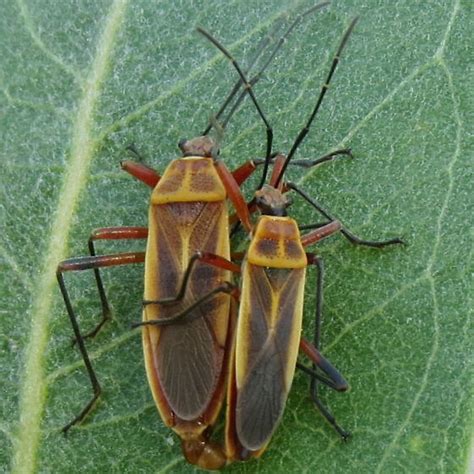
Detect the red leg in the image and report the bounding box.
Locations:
[88,226,148,335]
[214,160,252,233]
[90,226,148,242]
[121,160,160,188]
[58,252,145,273]
[301,220,342,247]
[230,251,245,262]
[231,160,258,185]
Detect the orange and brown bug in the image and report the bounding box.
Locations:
[224,166,349,461]
[225,167,404,461]
[56,5,329,470]
[200,17,405,461]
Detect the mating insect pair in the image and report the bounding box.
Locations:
[57,3,403,470]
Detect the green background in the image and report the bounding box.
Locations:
[1,0,472,473]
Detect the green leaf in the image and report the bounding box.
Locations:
[2,0,471,473]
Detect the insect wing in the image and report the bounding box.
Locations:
[228,262,306,457]
[143,193,231,427]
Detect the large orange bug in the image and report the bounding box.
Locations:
[153,16,404,463]
[56,4,329,470]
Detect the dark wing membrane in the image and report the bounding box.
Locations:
[156,314,224,420]
[236,265,304,451]
[236,344,286,451]
[146,201,230,420]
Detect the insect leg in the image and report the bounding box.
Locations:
[252,148,352,169]
[143,251,240,306]
[56,251,145,432]
[299,339,348,391]
[228,152,325,232]
[299,222,331,231]
[305,252,350,439]
[85,227,148,339]
[296,358,347,391]
[287,148,354,168]
[301,220,342,247]
[248,147,352,190]
[230,152,340,233]
[135,282,239,328]
[121,159,160,188]
[288,181,405,247]
[231,159,259,186]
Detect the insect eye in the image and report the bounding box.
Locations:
[178,138,188,151]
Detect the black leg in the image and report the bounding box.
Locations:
[288,181,405,248]
[56,251,145,431]
[288,148,353,167]
[298,221,330,231]
[305,253,350,439]
[87,239,112,339]
[141,251,239,307]
[296,360,347,392]
[57,269,101,433]
[253,148,353,169]
[134,282,238,328]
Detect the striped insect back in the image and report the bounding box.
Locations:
[234,216,307,452]
[143,154,231,428]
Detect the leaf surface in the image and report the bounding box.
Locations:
[1,0,471,473]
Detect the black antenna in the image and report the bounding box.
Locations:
[202,2,330,138]
[223,3,331,191]
[197,27,273,164]
[220,3,330,130]
[201,29,273,136]
[274,16,358,188]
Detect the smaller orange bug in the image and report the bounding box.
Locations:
[162,15,404,463]
[56,4,329,470]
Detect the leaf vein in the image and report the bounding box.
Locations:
[11,2,129,473]
[15,0,81,81]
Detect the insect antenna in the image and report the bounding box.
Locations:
[220,2,330,131]
[202,3,330,139]
[274,16,358,188]
[201,26,275,136]
[197,27,273,166]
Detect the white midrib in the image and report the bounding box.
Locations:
[11,1,128,473]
